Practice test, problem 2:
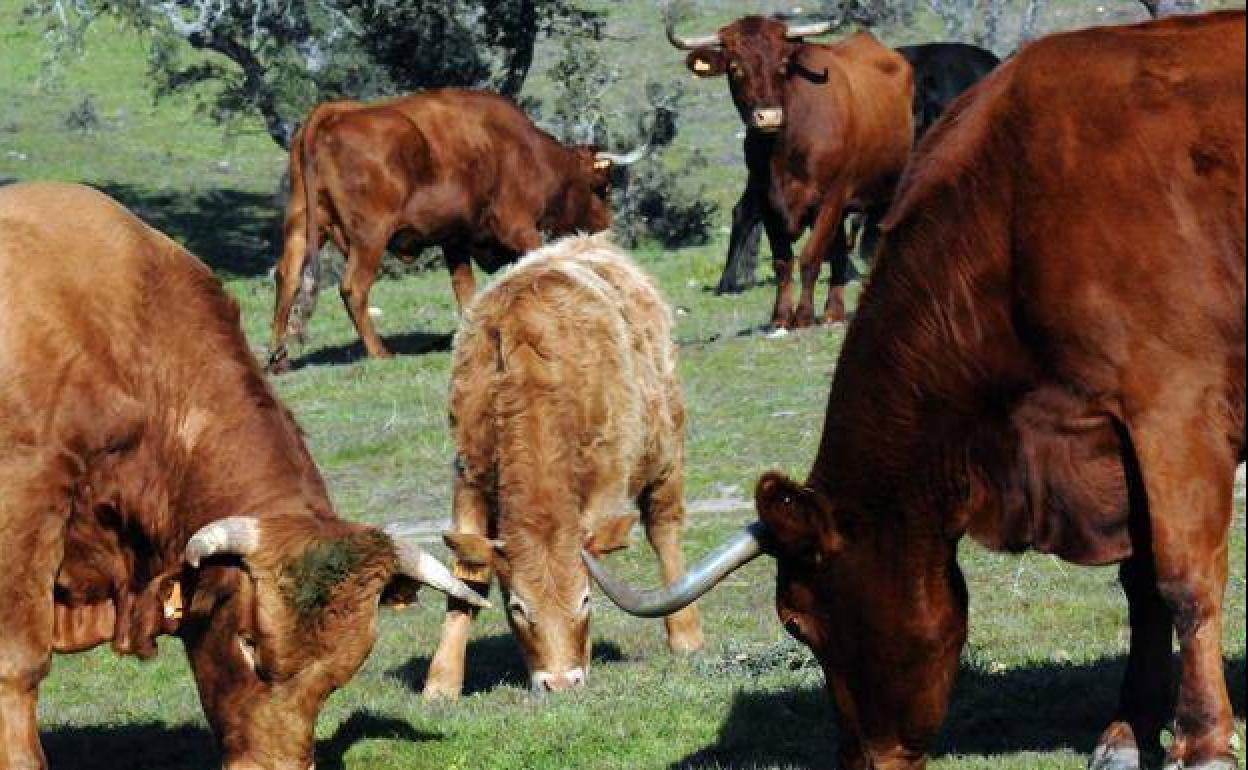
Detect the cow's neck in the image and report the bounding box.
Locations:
[807,192,1026,550]
[133,270,335,564]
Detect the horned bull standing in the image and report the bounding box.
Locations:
[0,183,487,770]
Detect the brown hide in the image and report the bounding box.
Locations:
[755,12,1245,768]
[0,183,441,770]
[434,234,702,694]
[682,18,913,327]
[268,88,614,366]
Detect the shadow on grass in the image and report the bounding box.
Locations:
[95,182,279,277]
[287,331,454,371]
[387,633,625,696]
[41,710,439,770]
[670,654,1247,769]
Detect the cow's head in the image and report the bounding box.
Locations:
[583,473,967,768]
[178,515,488,770]
[445,513,636,693]
[668,15,833,133]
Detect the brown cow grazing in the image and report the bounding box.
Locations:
[423,233,704,698]
[0,182,488,770]
[589,11,1246,769]
[268,88,647,371]
[668,16,913,328]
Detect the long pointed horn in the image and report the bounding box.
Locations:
[665,17,721,50]
[595,142,650,166]
[389,534,491,609]
[185,516,261,567]
[583,521,767,617]
[784,20,835,39]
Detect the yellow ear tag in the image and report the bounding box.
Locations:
[594,159,612,170]
[693,59,712,73]
[164,581,184,621]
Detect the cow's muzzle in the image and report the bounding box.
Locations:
[531,668,587,694]
[750,108,785,132]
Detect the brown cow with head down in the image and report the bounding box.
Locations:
[668,16,913,328]
[268,88,647,371]
[589,12,1246,769]
[0,183,488,770]
[421,233,704,698]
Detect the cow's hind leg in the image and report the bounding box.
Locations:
[0,459,69,770]
[638,473,705,653]
[1091,554,1174,770]
[1125,403,1238,769]
[423,476,492,700]
[340,237,391,359]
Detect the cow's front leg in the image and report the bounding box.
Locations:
[761,209,796,330]
[1090,556,1174,770]
[423,474,492,700]
[340,237,392,359]
[794,197,846,328]
[0,461,69,770]
[1126,406,1238,769]
[442,245,476,313]
[638,473,704,653]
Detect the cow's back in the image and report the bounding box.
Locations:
[0,184,192,428]
[1004,12,1245,393]
[450,235,679,517]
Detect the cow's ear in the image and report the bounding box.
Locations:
[443,533,503,567]
[755,472,843,555]
[585,513,639,555]
[686,49,727,78]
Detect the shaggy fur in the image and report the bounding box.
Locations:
[425,234,703,697]
[0,183,415,770]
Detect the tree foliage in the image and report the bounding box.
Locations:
[28,0,599,148]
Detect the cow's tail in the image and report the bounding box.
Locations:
[290,110,327,339]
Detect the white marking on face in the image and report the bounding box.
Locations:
[530,667,587,693]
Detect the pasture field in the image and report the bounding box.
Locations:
[2,3,1245,769]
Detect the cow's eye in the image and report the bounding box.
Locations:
[577,588,592,617]
[783,617,807,643]
[237,634,258,671]
[728,61,743,78]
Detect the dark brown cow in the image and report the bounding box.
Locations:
[668,16,913,327]
[0,182,487,770]
[268,88,644,369]
[590,11,1245,769]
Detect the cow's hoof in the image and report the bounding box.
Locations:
[1158,753,1238,763]
[421,683,462,702]
[265,347,290,375]
[1162,756,1240,770]
[1090,744,1143,770]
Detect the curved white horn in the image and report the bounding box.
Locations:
[784,20,835,39]
[389,534,491,609]
[665,17,722,50]
[184,516,261,567]
[595,141,651,166]
[583,521,767,617]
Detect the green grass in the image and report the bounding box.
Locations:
[3,2,1246,769]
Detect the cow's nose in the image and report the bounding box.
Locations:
[532,668,587,693]
[751,107,784,131]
